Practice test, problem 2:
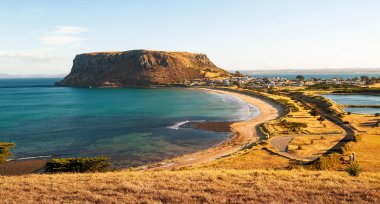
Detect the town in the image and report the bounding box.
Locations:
[195,73,380,89]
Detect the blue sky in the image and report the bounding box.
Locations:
[1,0,380,75]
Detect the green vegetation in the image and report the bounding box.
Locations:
[45,157,112,173]
[278,120,307,132]
[315,153,342,170]
[296,75,305,81]
[347,162,362,176]
[354,134,362,142]
[0,142,15,163]
[340,143,352,154]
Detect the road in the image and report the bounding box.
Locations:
[268,93,355,161]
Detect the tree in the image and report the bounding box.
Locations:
[317,116,325,123]
[296,75,305,81]
[0,142,15,163]
[309,108,319,117]
[234,71,244,77]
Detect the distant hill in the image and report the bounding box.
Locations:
[58,50,231,87]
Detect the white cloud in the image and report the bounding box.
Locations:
[39,26,88,45]
[41,35,84,45]
[53,26,88,34]
[0,48,64,63]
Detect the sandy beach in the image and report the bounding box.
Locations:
[140,88,285,170]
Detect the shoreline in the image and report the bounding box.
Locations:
[1,88,285,175]
[137,88,285,170]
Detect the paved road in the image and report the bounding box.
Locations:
[268,93,355,161]
[291,93,355,155]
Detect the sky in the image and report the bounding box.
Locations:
[1,0,380,75]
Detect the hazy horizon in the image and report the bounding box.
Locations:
[1,0,380,75]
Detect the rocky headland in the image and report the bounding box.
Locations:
[58,50,230,87]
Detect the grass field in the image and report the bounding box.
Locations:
[194,144,291,170]
[288,135,344,157]
[0,170,379,203]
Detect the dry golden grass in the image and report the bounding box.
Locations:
[344,114,380,135]
[351,134,380,172]
[194,145,290,170]
[288,135,344,157]
[258,91,342,135]
[0,170,379,204]
[339,113,380,171]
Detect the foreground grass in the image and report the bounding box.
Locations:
[194,145,291,170]
[1,170,379,203]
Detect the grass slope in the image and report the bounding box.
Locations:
[1,170,379,203]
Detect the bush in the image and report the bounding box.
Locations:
[316,153,341,170]
[340,143,352,154]
[0,142,15,164]
[354,134,362,142]
[375,113,380,117]
[346,162,362,176]
[45,157,112,173]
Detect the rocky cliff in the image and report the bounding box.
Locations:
[58,50,230,87]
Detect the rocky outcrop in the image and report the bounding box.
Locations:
[58,50,230,87]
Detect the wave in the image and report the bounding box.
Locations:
[167,120,205,130]
[7,155,52,161]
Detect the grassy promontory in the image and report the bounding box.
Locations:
[1,170,379,203]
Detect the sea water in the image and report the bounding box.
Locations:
[0,78,258,167]
[321,94,380,114]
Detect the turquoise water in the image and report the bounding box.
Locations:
[0,78,257,167]
[321,94,380,114]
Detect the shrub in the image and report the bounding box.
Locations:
[340,143,352,154]
[316,153,341,170]
[354,134,362,142]
[297,145,303,150]
[45,157,112,173]
[375,113,380,117]
[346,162,362,176]
[347,112,352,115]
[0,142,15,164]
[376,121,380,127]
[317,116,325,123]
[309,109,319,117]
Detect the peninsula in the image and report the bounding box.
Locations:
[58,50,231,87]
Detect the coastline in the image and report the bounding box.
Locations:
[138,88,285,170]
[1,88,285,175]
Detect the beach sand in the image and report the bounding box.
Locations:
[0,159,49,176]
[140,88,285,170]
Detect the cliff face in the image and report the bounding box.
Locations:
[58,50,230,87]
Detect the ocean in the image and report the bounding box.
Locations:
[0,78,257,167]
[321,94,380,114]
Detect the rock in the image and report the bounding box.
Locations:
[58,49,230,87]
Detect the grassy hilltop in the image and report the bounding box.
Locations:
[0,170,379,203]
